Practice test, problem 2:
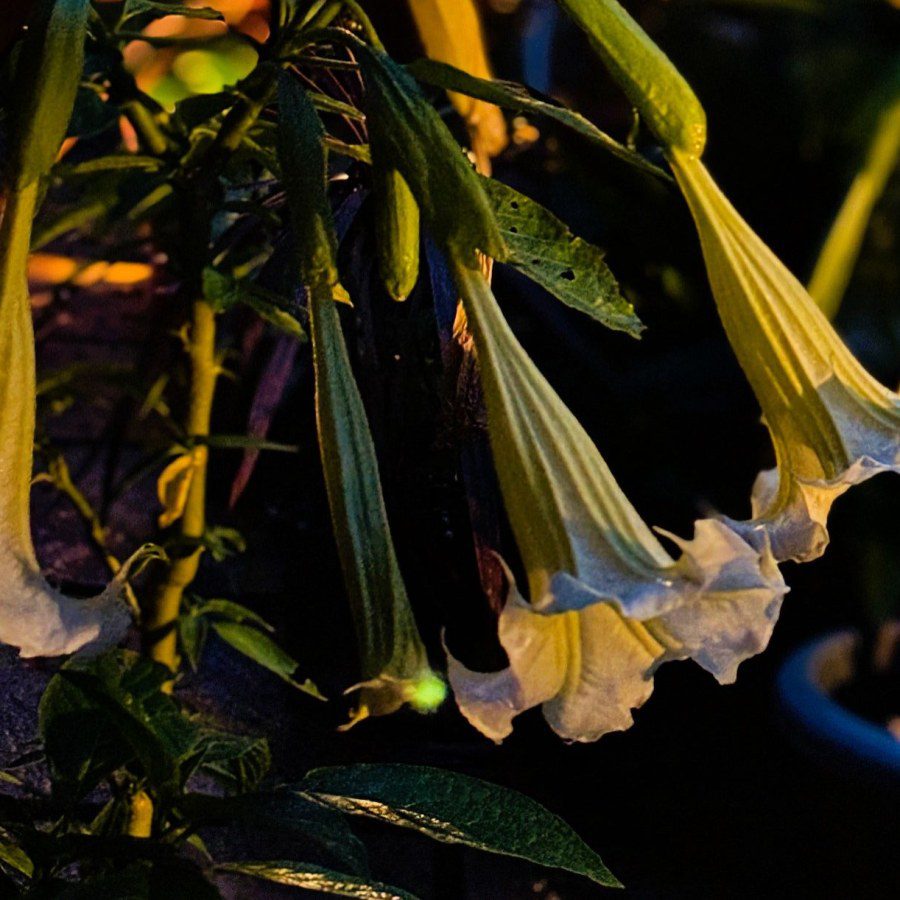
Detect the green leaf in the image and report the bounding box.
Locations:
[201,524,247,562]
[481,176,642,337]
[202,435,299,453]
[184,791,367,873]
[353,40,505,264]
[211,621,324,699]
[189,731,271,793]
[0,830,33,878]
[407,58,669,182]
[6,0,91,188]
[178,609,208,671]
[299,765,621,888]
[276,72,342,290]
[202,266,307,341]
[39,651,200,795]
[194,598,275,631]
[217,860,420,900]
[120,0,224,31]
[56,155,165,177]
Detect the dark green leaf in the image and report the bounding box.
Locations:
[481,176,642,337]
[56,155,165,177]
[178,609,208,671]
[211,622,323,699]
[39,651,200,795]
[276,71,342,290]
[299,765,621,888]
[407,58,670,182]
[354,41,505,263]
[202,435,299,453]
[6,0,90,188]
[173,91,235,133]
[217,860,419,900]
[201,524,247,562]
[190,731,271,793]
[0,830,33,878]
[202,267,307,341]
[120,0,224,31]
[194,598,274,631]
[184,791,367,873]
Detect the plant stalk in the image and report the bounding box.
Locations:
[145,299,218,678]
[126,790,153,838]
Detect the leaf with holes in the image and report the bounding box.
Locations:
[482,176,642,337]
[298,764,621,888]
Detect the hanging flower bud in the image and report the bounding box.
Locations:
[670,149,900,562]
[277,72,446,724]
[445,262,786,742]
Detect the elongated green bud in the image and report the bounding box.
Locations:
[375,168,420,302]
[555,0,706,156]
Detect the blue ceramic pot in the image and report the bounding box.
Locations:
[777,631,900,783]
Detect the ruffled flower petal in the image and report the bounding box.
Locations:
[447,260,787,742]
[670,149,900,562]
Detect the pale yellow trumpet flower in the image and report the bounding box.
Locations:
[670,149,900,563]
[446,262,786,742]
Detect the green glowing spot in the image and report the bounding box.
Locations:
[407,673,447,713]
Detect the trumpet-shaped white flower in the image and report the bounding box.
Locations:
[670,149,900,562]
[0,183,154,658]
[446,261,786,742]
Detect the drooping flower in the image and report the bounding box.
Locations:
[670,149,900,563]
[445,261,786,742]
[553,0,900,563]
[0,184,160,658]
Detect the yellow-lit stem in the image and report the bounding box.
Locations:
[145,299,217,676]
[808,97,900,320]
[127,790,154,838]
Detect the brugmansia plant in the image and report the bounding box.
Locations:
[0,0,896,893]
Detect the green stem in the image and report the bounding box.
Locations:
[808,96,900,320]
[145,299,218,678]
[123,100,169,156]
[126,790,153,838]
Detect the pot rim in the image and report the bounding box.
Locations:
[777,629,900,777]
